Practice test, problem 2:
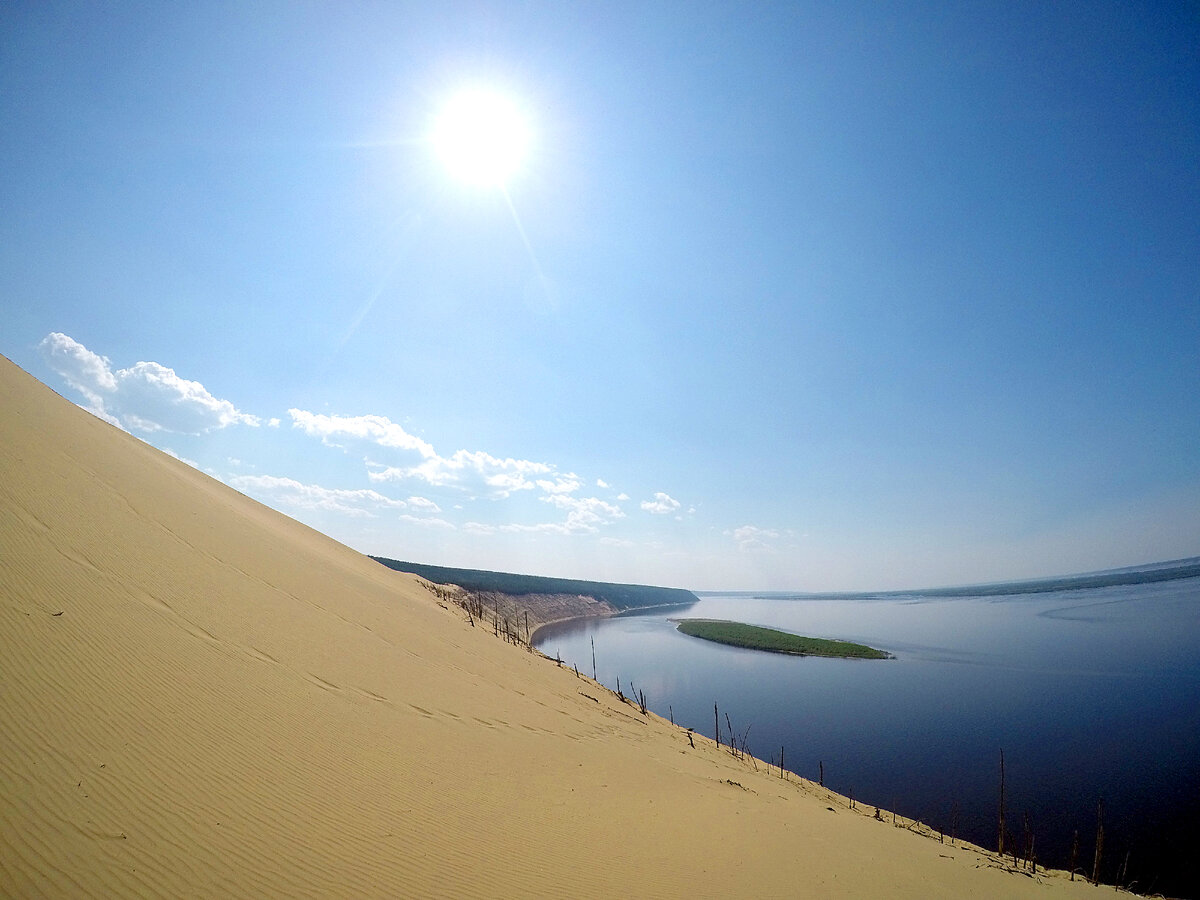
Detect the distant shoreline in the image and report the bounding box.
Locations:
[696,556,1200,602]
[530,600,696,646]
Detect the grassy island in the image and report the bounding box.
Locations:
[676,619,891,659]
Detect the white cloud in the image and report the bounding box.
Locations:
[540,494,625,533]
[497,521,574,535]
[229,474,412,519]
[729,524,781,551]
[38,333,260,434]
[118,361,261,432]
[617,492,630,501]
[462,493,624,537]
[641,492,682,515]
[406,496,442,513]
[397,514,455,529]
[600,537,635,548]
[367,448,560,499]
[38,332,115,406]
[288,410,435,458]
[536,474,583,495]
[596,478,609,489]
[288,406,566,502]
[290,408,599,510]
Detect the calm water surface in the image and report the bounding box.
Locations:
[535,576,1200,897]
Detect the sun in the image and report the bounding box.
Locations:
[431,89,530,188]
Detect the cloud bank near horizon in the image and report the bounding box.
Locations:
[36,333,801,580]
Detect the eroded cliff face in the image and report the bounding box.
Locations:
[416,580,618,640]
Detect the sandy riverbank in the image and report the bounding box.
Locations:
[0,355,1106,898]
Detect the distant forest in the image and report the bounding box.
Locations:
[371,557,698,611]
[738,556,1200,602]
[909,557,1200,598]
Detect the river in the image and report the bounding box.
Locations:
[534,569,1200,897]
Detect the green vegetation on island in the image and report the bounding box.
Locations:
[676,619,891,659]
[371,557,698,611]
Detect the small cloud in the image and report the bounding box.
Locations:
[728,524,781,551]
[600,537,635,548]
[496,521,574,534]
[397,514,455,529]
[117,361,261,433]
[38,332,115,407]
[406,496,442,513]
[38,333,260,434]
[536,474,582,495]
[641,492,681,515]
[267,418,281,428]
[617,492,630,501]
[596,478,609,489]
[289,410,435,458]
[540,494,625,533]
[367,448,556,499]
[229,474,409,519]
[291,407,586,503]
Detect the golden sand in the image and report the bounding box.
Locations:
[0,356,1100,898]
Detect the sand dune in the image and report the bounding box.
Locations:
[1,355,1099,898]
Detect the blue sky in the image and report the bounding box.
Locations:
[3,1,1198,591]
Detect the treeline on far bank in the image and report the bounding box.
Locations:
[371,557,698,611]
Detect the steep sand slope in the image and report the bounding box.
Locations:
[1,356,1098,898]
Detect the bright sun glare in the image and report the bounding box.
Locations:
[432,90,529,188]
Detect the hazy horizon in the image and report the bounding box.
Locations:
[4,2,1197,591]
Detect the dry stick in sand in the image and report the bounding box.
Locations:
[1069,829,1079,881]
[714,703,720,748]
[1022,810,1034,872]
[591,636,597,681]
[1092,797,1105,885]
[819,760,824,788]
[997,748,1007,857]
